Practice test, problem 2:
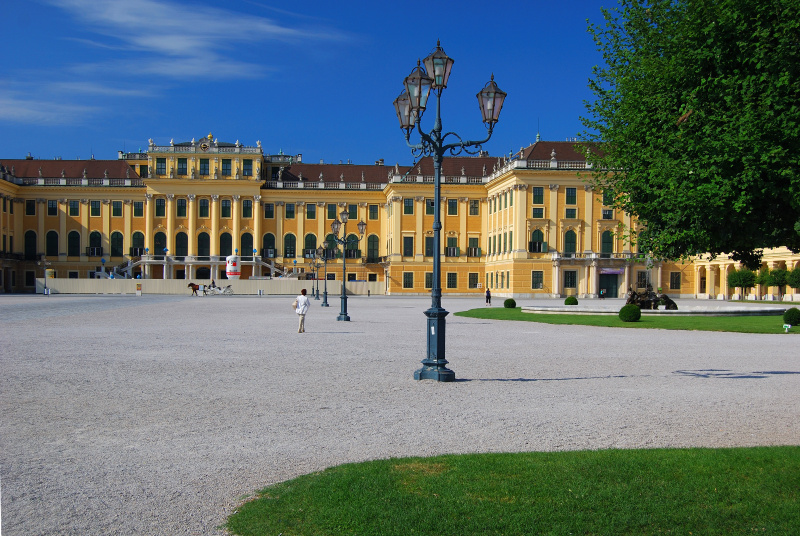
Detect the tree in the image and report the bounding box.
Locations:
[727,268,756,295]
[787,266,800,290]
[582,0,800,269]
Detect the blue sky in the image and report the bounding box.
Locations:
[2,0,607,166]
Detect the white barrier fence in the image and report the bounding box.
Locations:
[36,278,385,296]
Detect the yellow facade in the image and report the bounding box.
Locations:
[2,138,798,299]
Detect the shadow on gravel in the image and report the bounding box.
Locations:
[674,369,800,379]
[462,374,635,382]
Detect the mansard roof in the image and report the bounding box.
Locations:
[519,140,601,161]
[0,159,137,179]
[400,155,498,179]
[277,163,407,184]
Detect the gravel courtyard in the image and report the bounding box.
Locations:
[1,294,798,535]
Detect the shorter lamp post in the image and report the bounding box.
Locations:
[101,257,106,278]
[329,210,366,321]
[317,244,330,307]
[312,253,321,300]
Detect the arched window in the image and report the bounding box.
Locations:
[175,232,188,257]
[241,233,253,256]
[197,232,210,257]
[46,230,59,257]
[89,231,102,248]
[24,230,37,260]
[219,233,232,256]
[284,234,296,258]
[132,232,144,249]
[345,233,359,258]
[530,229,545,253]
[326,233,339,258]
[564,230,577,256]
[110,231,124,257]
[601,231,614,258]
[154,232,167,256]
[68,231,81,257]
[304,233,317,253]
[367,235,380,262]
[262,233,276,257]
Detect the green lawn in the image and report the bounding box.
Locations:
[227,447,800,535]
[454,307,798,334]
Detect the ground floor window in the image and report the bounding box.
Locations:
[564,270,577,289]
[69,271,79,279]
[636,270,648,288]
[446,272,457,289]
[368,273,377,282]
[348,273,356,281]
[403,272,413,288]
[670,272,681,290]
[25,270,35,287]
[327,273,335,280]
[468,273,479,289]
[532,270,543,289]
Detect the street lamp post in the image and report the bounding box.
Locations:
[329,210,367,321]
[37,254,51,295]
[312,253,321,300]
[394,41,506,382]
[317,244,330,307]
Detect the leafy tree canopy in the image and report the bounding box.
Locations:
[581,0,800,269]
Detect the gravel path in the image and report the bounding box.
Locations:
[1,294,798,535]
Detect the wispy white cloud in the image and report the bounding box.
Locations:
[0,93,99,125]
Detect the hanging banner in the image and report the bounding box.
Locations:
[600,268,624,274]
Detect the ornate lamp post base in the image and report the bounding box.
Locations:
[337,294,350,321]
[414,306,454,381]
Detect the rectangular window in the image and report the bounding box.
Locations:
[47,200,58,216]
[133,202,143,218]
[243,159,253,176]
[426,199,434,215]
[403,236,414,257]
[532,207,544,219]
[242,199,253,218]
[670,272,681,290]
[264,203,275,218]
[446,272,457,289]
[369,204,378,220]
[637,270,649,288]
[469,200,479,216]
[564,270,577,289]
[221,159,231,176]
[173,198,185,218]
[469,273,479,289]
[425,272,433,289]
[199,199,209,218]
[503,233,507,252]
[156,158,166,175]
[403,272,414,289]
[90,200,101,217]
[306,203,316,219]
[220,199,231,218]
[139,164,148,178]
[69,200,80,216]
[404,198,414,215]
[69,271,79,279]
[447,199,458,216]
[155,198,166,217]
[603,190,614,206]
[532,271,544,289]
[425,236,434,257]
[26,199,36,215]
[285,203,295,219]
[532,187,544,205]
[177,158,187,175]
[199,159,209,175]
[565,208,577,219]
[112,201,123,217]
[348,204,357,220]
[327,204,337,219]
[566,187,577,205]
[510,191,513,206]
[2,197,5,212]
[602,209,614,220]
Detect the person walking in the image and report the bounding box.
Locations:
[485,288,491,306]
[295,288,310,333]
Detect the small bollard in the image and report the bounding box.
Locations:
[783,324,791,333]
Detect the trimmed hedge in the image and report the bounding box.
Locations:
[784,307,800,325]
[564,296,578,305]
[504,298,517,308]
[619,304,642,322]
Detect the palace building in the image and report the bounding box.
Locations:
[1,134,798,299]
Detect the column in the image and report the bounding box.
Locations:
[123,200,132,259]
[187,195,197,255]
[144,193,153,251]
[37,199,45,254]
[58,199,67,260]
[552,259,561,298]
[583,185,593,252]
[210,194,220,257]
[548,184,559,252]
[166,194,175,254]
[591,258,599,298]
[80,199,89,261]
[293,199,302,258]
[102,199,111,256]
[415,196,424,260]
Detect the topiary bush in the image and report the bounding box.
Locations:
[784,307,800,325]
[564,296,578,305]
[504,298,517,308]
[619,304,642,322]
